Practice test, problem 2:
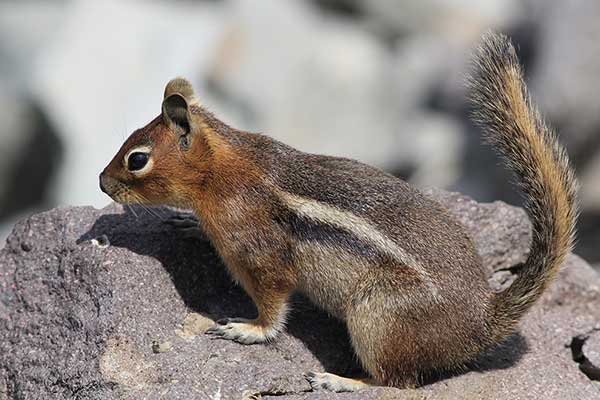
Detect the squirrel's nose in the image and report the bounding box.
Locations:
[99,173,108,194]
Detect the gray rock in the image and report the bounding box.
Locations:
[0,87,63,248]
[206,0,467,187]
[0,2,68,248]
[529,0,600,213]
[1,189,599,399]
[0,2,66,90]
[531,0,600,153]
[207,0,401,167]
[360,0,522,37]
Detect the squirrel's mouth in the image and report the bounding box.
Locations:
[99,173,135,205]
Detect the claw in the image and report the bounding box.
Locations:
[204,318,268,344]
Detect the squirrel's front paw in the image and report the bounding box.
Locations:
[206,318,269,344]
[163,214,205,241]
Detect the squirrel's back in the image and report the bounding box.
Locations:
[229,129,484,287]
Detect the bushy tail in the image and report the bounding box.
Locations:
[468,32,579,344]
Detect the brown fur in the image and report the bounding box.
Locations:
[100,32,578,391]
[468,32,578,344]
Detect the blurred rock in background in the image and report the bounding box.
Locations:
[0,0,598,268]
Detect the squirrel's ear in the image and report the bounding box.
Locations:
[162,93,190,132]
[161,78,197,133]
[164,77,196,102]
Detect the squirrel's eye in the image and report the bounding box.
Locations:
[127,152,149,171]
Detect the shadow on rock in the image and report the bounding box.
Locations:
[78,205,526,383]
[421,333,529,386]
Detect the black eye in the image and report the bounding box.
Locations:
[128,152,149,171]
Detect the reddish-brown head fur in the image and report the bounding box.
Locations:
[100,78,214,208]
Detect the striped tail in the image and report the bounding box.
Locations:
[468,32,578,343]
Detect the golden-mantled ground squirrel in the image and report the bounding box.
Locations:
[99,33,578,392]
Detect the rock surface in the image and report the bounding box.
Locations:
[0,189,599,399]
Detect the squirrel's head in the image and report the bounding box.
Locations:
[100,78,213,208]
